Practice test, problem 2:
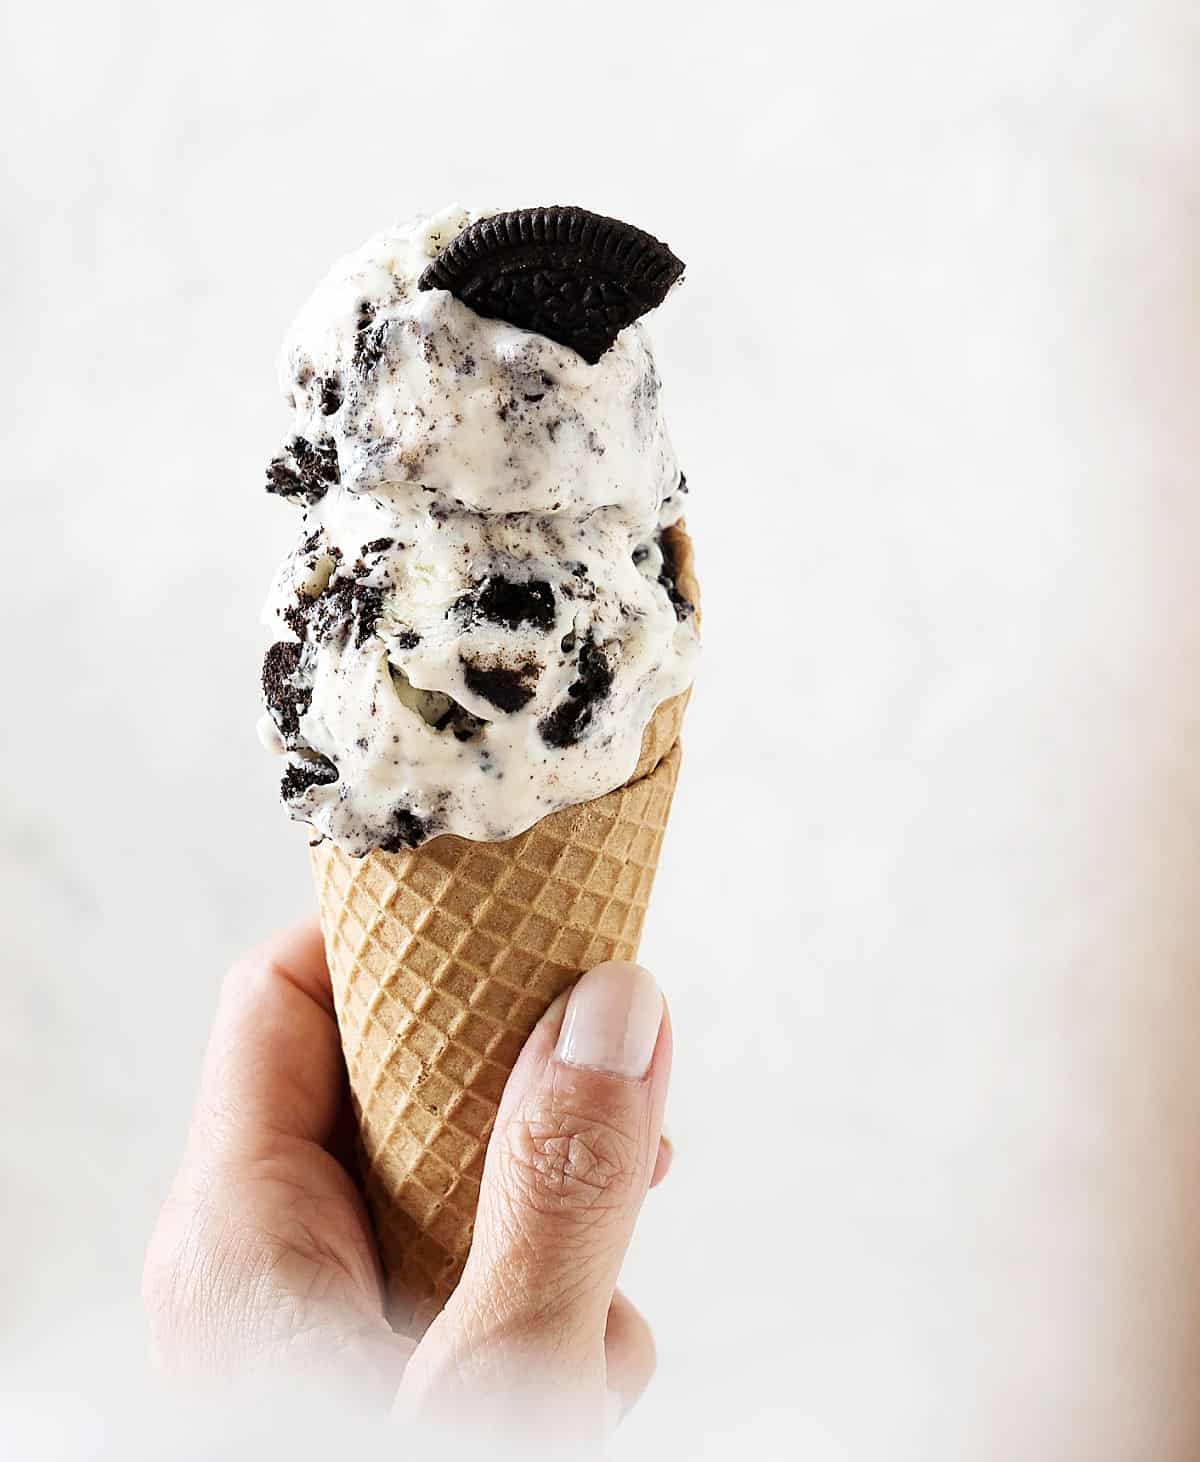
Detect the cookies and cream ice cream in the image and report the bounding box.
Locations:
[259,205,697,855]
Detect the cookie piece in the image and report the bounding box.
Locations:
[287,568,384,652]
[262,641,311,743]
[317,374,343,416]
[538,635,614,747]
[461,656,540,713]
[265,435,340,505]
[379,807,429,853]
[457,576,556,632]
[281,755,338,801]
[418,206,684,364]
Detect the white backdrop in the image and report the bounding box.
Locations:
[4,2,1200,1457]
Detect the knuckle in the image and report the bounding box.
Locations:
[502,1108,640,1222]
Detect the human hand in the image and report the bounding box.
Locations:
[143,922,673,1448]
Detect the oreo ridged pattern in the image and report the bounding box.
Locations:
[418,206,684,364]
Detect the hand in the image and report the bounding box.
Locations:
[143,922,673,1447]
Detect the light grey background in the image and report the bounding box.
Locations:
[4,2,1200,1457]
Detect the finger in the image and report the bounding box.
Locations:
[604,1290,656,1425]
[186,919,344,1162]
[649,1133,673,1188]
[457,960,671,1344]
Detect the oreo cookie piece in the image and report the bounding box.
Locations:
[457,575,556,632]
[317,374,343,416]
[418,207,684,364]
[280,754,338,802]
[353,301,388,375]
[288,565,384,652]
[379,807,428,853]
[262,641,311,742]
[461,656,540,713]
[266,435,340,505]
[538,635,614,748]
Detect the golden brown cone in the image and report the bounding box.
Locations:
[310,521,697,1331]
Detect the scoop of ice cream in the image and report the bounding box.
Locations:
[273,206,678,518]
[260,205,697,854]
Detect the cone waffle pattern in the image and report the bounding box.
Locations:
[312,740,682,1327]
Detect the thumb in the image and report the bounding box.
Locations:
[465,959,669,1335]
[404,960,669,1429]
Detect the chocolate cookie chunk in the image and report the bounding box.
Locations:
[291,574,384,651]
[265,435,340,505]
[418,207,684,364]
[461,656,539,713]
[262,641,311,742]
[379,807,429,853]
[280,754,338,801]
[538,635,614,747]
[317,375,343,416]
[458,575,556,632]
[353,301,388,375]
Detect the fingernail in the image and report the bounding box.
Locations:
[556,961,663,1079]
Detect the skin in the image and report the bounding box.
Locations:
[143,922,673,1449]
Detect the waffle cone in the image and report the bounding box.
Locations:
[309,522,697,1331]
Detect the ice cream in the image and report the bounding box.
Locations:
[259,205,697,854]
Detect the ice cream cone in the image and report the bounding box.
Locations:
[310,524,698,1331]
